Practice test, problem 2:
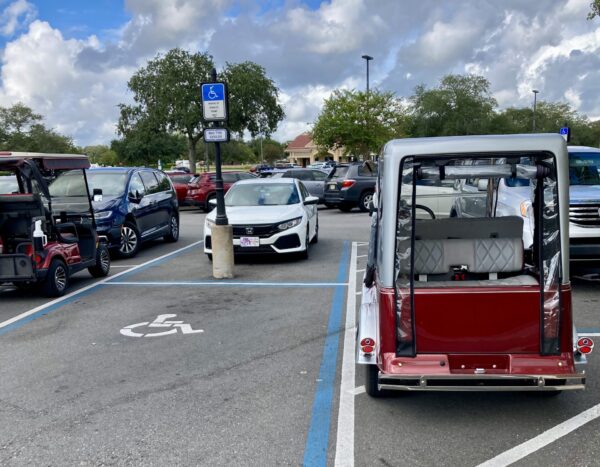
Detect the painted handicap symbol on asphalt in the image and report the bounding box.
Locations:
[120,314,204,338]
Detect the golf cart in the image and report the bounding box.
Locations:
[0,152,110,297]
[358,134,594,395]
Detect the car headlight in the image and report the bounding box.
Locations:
[277,217,302,231]
[94,211,112,220]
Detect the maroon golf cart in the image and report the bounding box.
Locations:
[0,152,110,297]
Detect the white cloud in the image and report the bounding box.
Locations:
[0,0,36,36]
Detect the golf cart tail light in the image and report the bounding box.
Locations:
[360,337,375,347]
[341,179,356,189]
[34,254,43,264]
[362,345,374,354]
[24,244,33,256]
[577,337,594,354]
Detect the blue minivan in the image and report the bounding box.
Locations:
[86,167,180,258]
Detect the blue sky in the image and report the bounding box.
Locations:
[0,0,599,146]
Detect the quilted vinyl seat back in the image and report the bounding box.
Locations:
[415,216,523,240]
[404,237,523,275]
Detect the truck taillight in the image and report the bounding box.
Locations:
[577,337,594,355]
[341,179,356,189]
[360,337,375,355]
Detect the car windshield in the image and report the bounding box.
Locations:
[569,152,600,186]
[226,183,300,206]
[0,175,18,193]
[169,174,193,184]
[330,166,349,178]
[50,171,127,198]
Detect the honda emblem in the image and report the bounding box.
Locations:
[245,227,254,235]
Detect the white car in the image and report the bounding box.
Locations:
[203,178,319,259]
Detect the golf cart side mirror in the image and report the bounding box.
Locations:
[304,196,319,205]
[208,198,217,207]
[92,188,103,202]
[477,179,488,191]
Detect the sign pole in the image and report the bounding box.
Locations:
[202,68,234,278]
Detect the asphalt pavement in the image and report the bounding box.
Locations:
[0,207,599,466]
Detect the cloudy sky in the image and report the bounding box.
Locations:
[0,0,599,146]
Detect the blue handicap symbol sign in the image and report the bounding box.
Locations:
[202,83,225,101]
[560,127,569,135]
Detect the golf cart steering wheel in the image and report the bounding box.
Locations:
[414,204,435,219]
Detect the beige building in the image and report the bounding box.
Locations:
[284,133,350,167]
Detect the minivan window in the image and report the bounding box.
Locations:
[140,171,159,194]
[569,152,600,185]
[129,173,145,196]
[155,171,171,191]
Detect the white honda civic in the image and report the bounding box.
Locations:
[203,177,319,259]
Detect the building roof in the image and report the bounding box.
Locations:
[286,133,313,150]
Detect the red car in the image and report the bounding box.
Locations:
[166,171,197,204]
[185,171,256,211]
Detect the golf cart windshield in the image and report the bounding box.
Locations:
[48,170,94,215]
[226,183,300,206]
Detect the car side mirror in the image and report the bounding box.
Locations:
[128,190,143,203]
[304,196,319,205]
[92,188,103,202]
[477,179,489,191]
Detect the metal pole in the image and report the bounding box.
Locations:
[532,89,539,132]
[361,55,373,160]
[212,67,228,226]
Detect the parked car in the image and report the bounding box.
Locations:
[166,171,197,204]
[82,167,179,258]
[270,168,330,202]
[250,163,273,173]
[450,146,600,260]
[0,153,110,297]
[185,171,256,211]
[323,162,377,212]
[203,178,318,259]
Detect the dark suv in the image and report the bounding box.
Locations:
[87,167,179,258]
[323,163,377,212]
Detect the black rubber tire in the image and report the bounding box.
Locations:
[311,219,319,244]
[205,194,216,212]
[41,259,69,297]
[365,364,384,398]
[118,221,141,259]
[206,254,213,261]
[358,191,374,213]
[300,227,309,260]
[164,214,180,243]
[338,203,353,212]
[88,245,111,278]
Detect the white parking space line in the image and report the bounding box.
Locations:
[334,241,357,467]
[356,269,365,273]
[110,265,141,268]
[351,386,365,396]
[477,402,600,467]
[0,241,203,331]
[356,255,367,258]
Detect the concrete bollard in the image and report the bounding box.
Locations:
[211,224,234,279]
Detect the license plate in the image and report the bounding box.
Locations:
[328,183,337,190]
[240,236,260,247]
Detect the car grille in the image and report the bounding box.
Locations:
[232,224,278,238]
[569,203,600,227]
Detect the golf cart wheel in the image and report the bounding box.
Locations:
[164,214,180,243]
[42,259,69,297]
[89,245,111,278]
[119,221,140,258]
[365,364,384,398]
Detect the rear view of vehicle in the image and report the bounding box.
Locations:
[324,163,376,212]
[358,135,593,396]
[166,171,196,205]
[186,171,255,211]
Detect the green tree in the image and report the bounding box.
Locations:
[83,145,119,166]
[0,103,78,153]
[588,0,600,19]
[118,48,284,170]
[410,74,497,137]
[312,89,408,158]
[111,125,187,168]
[247,137,285,163]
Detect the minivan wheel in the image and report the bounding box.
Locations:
[359,191,374,213]
[119,221,140,258]
[164,214,179,243]
[42,259,69,297]
[88,245,111,277]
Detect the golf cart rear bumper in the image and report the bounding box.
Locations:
[0,254,39,282]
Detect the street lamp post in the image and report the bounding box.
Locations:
[532,89,539,132]
[361,54,373,93]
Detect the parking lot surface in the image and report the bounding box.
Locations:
[1,208,599,466]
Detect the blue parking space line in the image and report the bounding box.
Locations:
[0,285,106,336]
[107,241,203,282]
[303,240,350,467]
[105,281,347,288]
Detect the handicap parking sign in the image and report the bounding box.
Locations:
[201,83,227,121]
[560,127,570,142]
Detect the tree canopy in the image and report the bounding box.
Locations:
[118,48,284,169]
[312,89,409,158]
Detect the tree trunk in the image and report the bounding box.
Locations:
[187,137,197,172]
